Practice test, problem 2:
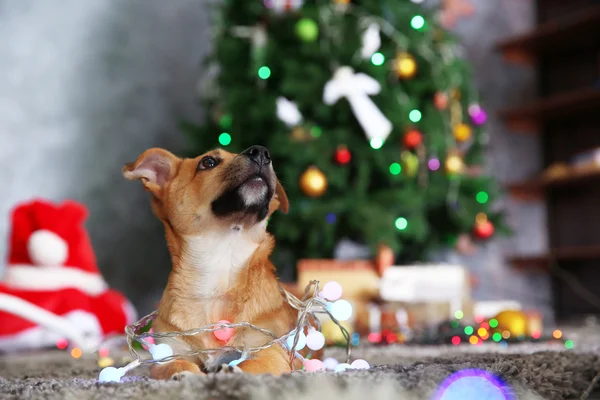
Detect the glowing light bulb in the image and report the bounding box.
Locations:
[389,162,402,175]
[71,348,82,359]
[306,330,325,351]
[321,281,343,301]
[148,343,174,361]
[409,109,422,123]
[351,359,370,369]
[331,300,353,321]
[552,329,562,339]
[469,336,478,345]
[464,326,474,335]
[371,52,385,66]
[370,137,383,149]
[565,340,574,349]
[489,319,498,328]
[303,359,325,372]
[56,338,68,350]
[258,66,271,79]
[395,217,408,230]
[451,336,461,345]
[492,332,502,342]
[214,320,234,342]
[323,358,339,370]
[98,357,115,368]
[334,363,352,372]
[98,367,125,383]
[286,331,307,350]
[476,191,489,204]
[410,15,426,31]
[428,158,440,171]
[218,132,232,146]
[454,310,464,320]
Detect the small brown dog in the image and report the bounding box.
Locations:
[124,145,311,380]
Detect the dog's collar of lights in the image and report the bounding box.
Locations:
[98,280,366,383]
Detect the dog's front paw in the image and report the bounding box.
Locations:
[216,364,243,374]
[170,371,198,381]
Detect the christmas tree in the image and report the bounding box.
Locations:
[182,0,508,267]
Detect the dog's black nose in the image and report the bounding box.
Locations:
[242,145,271,166]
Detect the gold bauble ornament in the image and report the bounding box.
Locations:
[453,123,473,142]
[445,154,464,174]
[299,166,328,197]
[494,310,528,337]
[395,52,417,79]
[291,126,312,142]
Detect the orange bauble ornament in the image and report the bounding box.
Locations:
[403,129,423,149]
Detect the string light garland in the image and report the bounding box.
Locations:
[98,281,366,383]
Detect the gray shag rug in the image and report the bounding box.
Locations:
[1,339,600,400]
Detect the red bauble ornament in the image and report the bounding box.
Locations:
[474,220,494,239]
[334,146,352,165]
[403,130,423,149]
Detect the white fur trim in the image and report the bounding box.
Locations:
[3,265,107,295]
[27,229,69,266]
[0,293,101,352]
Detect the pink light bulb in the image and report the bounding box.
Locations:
[303,359,325,372]
[214,320,234,342]
[306,330,325,351]
[351,359,370,369]
[321,281,343,301]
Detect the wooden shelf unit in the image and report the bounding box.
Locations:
[498,87,600,134]
[498,0,600,320]
[507,166,600,201]
[497,5,600,65]
[509,245,600,270]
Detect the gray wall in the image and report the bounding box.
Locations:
[0,0,210,314]
[0,0,551,321]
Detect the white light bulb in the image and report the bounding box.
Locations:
[148,343,173,361]
[334,363,352,372]
[323,358,339,370]
[98,367,125,383]
[286,331,306,351]
[331,300,353,321]
[306,330,325,351]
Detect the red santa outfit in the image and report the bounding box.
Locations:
[0,199,136,352]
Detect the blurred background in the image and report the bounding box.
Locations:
[1,0,598,348]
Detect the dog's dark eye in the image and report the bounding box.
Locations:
[198,156,218,170]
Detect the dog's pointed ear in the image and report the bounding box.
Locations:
[122,148,181,197]
[274,180,289,214]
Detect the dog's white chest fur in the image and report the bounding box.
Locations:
[182,227,260,297]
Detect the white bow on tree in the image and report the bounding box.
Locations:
[323,66,392,143]
[276,97,303,127]
[361,23,381,59]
